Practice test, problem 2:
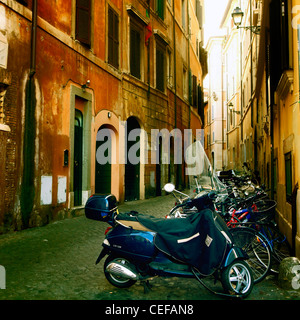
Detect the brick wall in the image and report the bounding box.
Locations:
[0,69,20,233]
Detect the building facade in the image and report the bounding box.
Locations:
[255,0,300,258]
[0,0,206,233]
[215,0,300,258]
[205,36,226,171]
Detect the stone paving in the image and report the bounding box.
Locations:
[0,194,300,301]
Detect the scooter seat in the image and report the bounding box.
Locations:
[116,219,153,232]
[116,211,194,235]
[116,211,154,232]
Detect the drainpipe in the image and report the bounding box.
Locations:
[173,0,177,129]
[20,0,38,228]
[250,0,254,130]
[173,0,180,188]
[30,0,37,78]
[146,0,150,99]
[187,0,191,129]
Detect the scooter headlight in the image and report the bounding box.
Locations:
[103,239,110,246]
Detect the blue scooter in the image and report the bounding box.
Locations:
[85,191,254,298]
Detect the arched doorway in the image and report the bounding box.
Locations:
[95,125,112,194]
[125,117,140,201]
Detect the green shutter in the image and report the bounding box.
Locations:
[285,152,292,202]
[157,0,165,20]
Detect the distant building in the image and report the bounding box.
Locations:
[217,0,300,258]
[205,36,226,171]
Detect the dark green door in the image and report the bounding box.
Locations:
[156,136,162,196]
[74,110,83,206]
[95,127,111,194]
[125,117,140,201]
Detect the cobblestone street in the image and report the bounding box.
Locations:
[0,194,300,301]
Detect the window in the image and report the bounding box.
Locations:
[130,25,141,79]
[285,152,292,203]
[16,0,28,5]
[76,0,91,47]
[269,0,292,92]
[250,135,253,159]
[280,0,291,70]
[182,0,186,30]
[183,68,187,99]
[156,42,165,92]
[196,0,203,28]
[167,49,173,88]
[233,147,235,165]
[192,75,198,107]
[108,6,119,68]
[156,0,165,20]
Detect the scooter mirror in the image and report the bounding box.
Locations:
[163,183,175,193]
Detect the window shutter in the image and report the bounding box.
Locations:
[113,11,119,68]
[156,46,165,91]
[156,0,164,20]
[108,8,114,65]
[108,7,119,68]
[76,0,91,46]
[285,152,292,203]
[130,28,141,78]
[192,75,197,107]
[16,0,28,5]
[198,85,204,124]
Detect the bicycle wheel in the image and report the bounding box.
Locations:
[258,223,291,274]
[229,227,272,284]
[250,200,276,223]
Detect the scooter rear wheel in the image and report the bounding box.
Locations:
[221,260,254,298]
[104,255,137,288]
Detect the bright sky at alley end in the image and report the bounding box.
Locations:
[204,0,228,45]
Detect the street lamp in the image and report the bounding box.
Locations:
[231,7,244,27]
[228,102,240,114]
[231,7,260,34]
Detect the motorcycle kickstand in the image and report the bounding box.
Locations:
[141,280,153,294]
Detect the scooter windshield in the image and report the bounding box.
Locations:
[185,141,228,199]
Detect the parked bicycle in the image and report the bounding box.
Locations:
[224,199,291,274]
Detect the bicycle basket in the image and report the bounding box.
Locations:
[249,200,277,223]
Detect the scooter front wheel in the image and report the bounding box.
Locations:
[221,260,254,298]
[104,255,137,288]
